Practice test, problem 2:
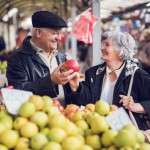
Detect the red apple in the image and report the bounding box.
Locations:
[61,59,80,72]
[52,99,61,107]
[64,104,80,115]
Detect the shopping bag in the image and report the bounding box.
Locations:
[71,8,97,44]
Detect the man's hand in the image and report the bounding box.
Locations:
[119,95,146,114]
[51,64,78,85]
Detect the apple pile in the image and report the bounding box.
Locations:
[0,96,150,150]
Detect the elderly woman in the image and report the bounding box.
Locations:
[65,31,150,130]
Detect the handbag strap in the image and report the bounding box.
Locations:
[127,67,139,129]
[127,67,139,96]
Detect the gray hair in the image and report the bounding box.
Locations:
[102,31,135,60]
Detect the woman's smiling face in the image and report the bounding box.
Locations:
[101,38,121,62]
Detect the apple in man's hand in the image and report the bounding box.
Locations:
[61,59,80,72]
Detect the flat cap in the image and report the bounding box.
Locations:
[32,11,67,29]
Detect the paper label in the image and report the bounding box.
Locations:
[106,107,133,131]
[1,88,33,115]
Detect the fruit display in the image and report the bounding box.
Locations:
[0,60,7,74]
[0,96,150,150]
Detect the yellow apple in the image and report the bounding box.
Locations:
[40,127,50,136]
[138,143,150,150]
[62,136,84,150]
[63,121,78,136]
[30,133,48,150]
[47,127,67,143]
[0,129,19,149]
[28,95,44,110]
[75,120,89,131]
[20,122,38,138]
[85,135,101,149]
[0,122,6,135]
[15,137,30,150]
[86,112,100,125]
[13,117,28,130]
[85,103,95,112]
[30,111,48,128]
[77,144,94,150]
[48,114,68,128]
[95,100,110,116]
[72,111,86,122]
[42,141,62,150]
[0,115,13,129]
[114,129,137,148]
[42,95,53,106]
[101,129,117,147]
[90,116,109,134]
[0,144,8,150]
[18,102,36,118]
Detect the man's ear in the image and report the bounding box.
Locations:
[35,28,41,38]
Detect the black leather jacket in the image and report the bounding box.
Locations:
[6,36,66,98]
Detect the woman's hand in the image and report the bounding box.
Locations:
[69,72,80,92]
[119,95,146,114]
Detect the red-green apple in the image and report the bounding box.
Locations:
[61,59,80,72]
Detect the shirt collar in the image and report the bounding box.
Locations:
[106,62,125,78]
[30,40,43,54]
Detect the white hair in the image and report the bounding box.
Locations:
[102,31,135,60]
[31,28,37,36]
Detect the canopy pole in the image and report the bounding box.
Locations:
[92,0,101,66]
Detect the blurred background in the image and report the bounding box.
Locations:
[0,0,150,87]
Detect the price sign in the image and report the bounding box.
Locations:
[106,107,133,131]
[1,88,33,115]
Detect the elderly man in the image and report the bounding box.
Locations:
[6,11,77,106]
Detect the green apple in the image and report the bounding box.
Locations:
[42,95,53,106]
[18,102,36,118]
[114,129,137,148]
[47,127,67,143]
[42,141,62,150]
[20,122,38,138]
[62,136,83,150]
[90,116,109,134]
[0,144,8,150]
[15,137,30,150]
[0,129,19,149]
[30,111,48,128]
[30,133,48,150]
[85,135,101,149]
[75,120,89,131]
[86,112,100,125]
[43,105,61,117]
[63,121,78,136]
[48,114,68,128]
[72,111,86,123]
[101,129,117,147]
[13,117,28,130]
[95,100,110,116]
[138,143,150,150]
